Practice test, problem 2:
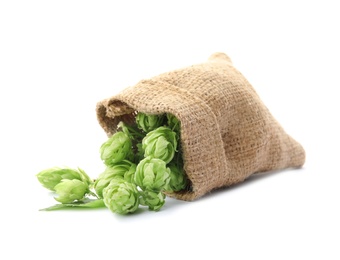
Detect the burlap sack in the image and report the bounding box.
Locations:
[96,53,305,201]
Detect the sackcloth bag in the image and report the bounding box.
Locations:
[96,52,305,201]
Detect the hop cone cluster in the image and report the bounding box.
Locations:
[36,167,91,191]
[36,112,188,215]
[36,167,92,204]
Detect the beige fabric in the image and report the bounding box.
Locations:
[96,53,305,201]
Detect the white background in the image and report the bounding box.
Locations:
[1,1,339,259]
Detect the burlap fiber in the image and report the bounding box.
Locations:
[96,52,305,201]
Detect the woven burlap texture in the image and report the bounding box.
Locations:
[96,52,305,201]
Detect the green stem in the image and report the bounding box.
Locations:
[40,199,106,211]
[87,190,99,199]
[118,122,145,140]
[125,125,145,139]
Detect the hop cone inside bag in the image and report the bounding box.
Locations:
[96,112,187,213]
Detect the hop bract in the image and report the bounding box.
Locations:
[142,126,177,164]
[103,179,140,214]
[134,157,171,192]
[54,179,89,204]
[100,132,132,166]
[166,163,188,192]
[94,160,136,198]
[122,162,137,183]
[36,167,91,191]
[167,114,181,133]
[136,112,164,133]
[140,191,166,211]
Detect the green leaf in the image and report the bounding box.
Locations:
[40,199,106,211]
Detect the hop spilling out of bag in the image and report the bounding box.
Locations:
[36,53,305,213]
[36,112,188,214]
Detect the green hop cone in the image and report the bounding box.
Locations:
[136,112,165,133]
[134,157,171,192]
[100,132,133,166]
[122,162,137,183]
[142,126,177,164]
[165,163,188,192]
[36,167,91,191]
[94,160,136,198]
[54,179,89,204]
[140,191,166,211]
[103,179,140,215]
[166,114,181,133]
